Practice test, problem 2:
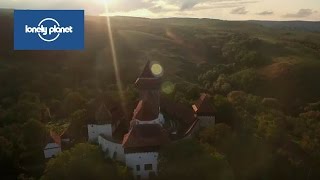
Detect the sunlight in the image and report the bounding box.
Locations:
[98,0,114,4]
[104,2,127,116]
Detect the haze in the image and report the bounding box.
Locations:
[1,0,320,21]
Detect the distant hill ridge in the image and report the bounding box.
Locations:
[1,8,319,32]
[248,20,320,32]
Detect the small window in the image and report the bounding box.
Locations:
[136,165,140,171]
[144,164,152,170]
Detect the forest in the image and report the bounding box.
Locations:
[1,10,320,180]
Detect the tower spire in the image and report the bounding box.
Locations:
[132,61,161,122]
[139,60,155,78]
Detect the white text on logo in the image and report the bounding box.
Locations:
[24,18,73,42]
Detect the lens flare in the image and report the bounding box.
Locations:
[161,81,175,95]
[151,63,163,77]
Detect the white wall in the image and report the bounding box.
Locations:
[87,124,112,142]
[132,113,165,126]
[98,135,125,162]
[43,143,61,159]
[198,116,215,127]
[125,152,158,179]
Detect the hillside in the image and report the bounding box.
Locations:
[1,12,320,111]
[249,20,320,32]
[1,10,320,180]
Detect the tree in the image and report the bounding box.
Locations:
[256,111,286,143]
[22,119,46,151]
[0,136,15,170]
[199,123,233,153]
[294,111,320,161]
[63,91,86,115]
[41,143,131,180]
[213,74,232,94]
[13,92,43,123]
[213,95,234,124]
[158,139,234,180]
[68,109,88,141]
[230,68,261,92]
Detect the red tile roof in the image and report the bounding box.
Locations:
[122,124,169,149]
[60,128,70,140]
[192,93,215,115]
[46,131,61,145]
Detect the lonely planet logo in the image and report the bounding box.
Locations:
[25,18,73,42]
[14,10,84,50]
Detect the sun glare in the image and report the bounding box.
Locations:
[102,0,127,117]
[99,0,114,4]
[151,63,163,77]
[161,81,175,95]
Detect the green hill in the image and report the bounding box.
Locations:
[1,13,320,110]
[1,10,320,180]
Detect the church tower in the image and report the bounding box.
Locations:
[122,61,169,179]
[131,61,164,126]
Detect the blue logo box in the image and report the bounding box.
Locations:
[14,10,84,50]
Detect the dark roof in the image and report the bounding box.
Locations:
[110,107,125,123]
[135,78,161,89]
[161,97,195,124]
[95,103,113,124]
[139,60,155,78]
[135,61,161,89]
[192,93,215,115]
[87,95,128,124]
[122,124,169,149]
[132,98,159,121]
[184,118,199,137]
[160,96,198,137]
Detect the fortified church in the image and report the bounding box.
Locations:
[44,61,216,179]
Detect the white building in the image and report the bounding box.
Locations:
[192,93,216,128]
[88,124,112,142]
[122,124,168,179]
[98,135,125,162]
[88,103,120,142]
[43,131,62,159]
[43,129,73,159]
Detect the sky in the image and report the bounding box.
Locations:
[1,0,320,21]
